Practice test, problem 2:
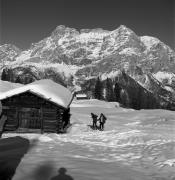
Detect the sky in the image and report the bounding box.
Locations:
[0,0,174,50]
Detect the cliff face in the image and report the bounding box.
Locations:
[1,25,175,110]
[1,25,175,72]
[0,44,21,67]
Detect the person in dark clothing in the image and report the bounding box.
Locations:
[91,113,98,130]
[99,113,107,130]
[51,167,74,180]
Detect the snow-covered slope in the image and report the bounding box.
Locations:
[3,100,175,180]
[153,71,175,85]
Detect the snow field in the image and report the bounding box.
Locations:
[3,99,175,180]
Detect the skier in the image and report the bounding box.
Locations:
[91,113,98,130]
[99,113,107,130]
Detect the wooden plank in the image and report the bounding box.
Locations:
[18,107,34,112]
[43,111,57,114]
[43,124,57,128]
[40,106,43,134]
[43,108,57,112]
[43,122,57,126]
[43,112,57,116]
[43,114,57,117]
[43,113,57,116]
[43,118,57,121]
[43,121,57,124]
[43,109,57,112]
[43,114,57,118]
[44,130,57,132]
[4,125,17,131]
[0,115,7,132]
[43,127,57,131]
[2,106,10,109]
[43,116,57,119]
[43,126,57,129]
[43,119,57,122]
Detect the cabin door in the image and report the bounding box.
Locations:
[18,108,41,131]
[18,109,31,129]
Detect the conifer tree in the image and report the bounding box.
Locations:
[94,77,103,99]
[120,89,129,107]
[15,76,21,83]
[1,68,7,80]
[114,82,121,102]
[105,78,114,101]
[1,68,13,82]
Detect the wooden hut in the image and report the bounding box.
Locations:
[75,93,89,100]
[0,79,73,133]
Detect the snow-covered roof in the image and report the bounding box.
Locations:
[0,80,23,93]
[0,79,73,109]
[76,93,88,98]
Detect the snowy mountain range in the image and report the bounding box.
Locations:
[1,25,175,109]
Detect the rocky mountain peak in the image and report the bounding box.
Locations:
[140,36,161,49]
[51,25,79,39]
[80,28,109,34]
[0,44,21,66]
[1,25,174,72]
[117,25,133,33]
[111,25,136,37]
[0,44,21,54]
[1,25,175,110]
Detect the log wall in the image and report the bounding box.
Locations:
[2,107,18,131]
[1,91,67,133]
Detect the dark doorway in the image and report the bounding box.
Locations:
[18,108,41,132]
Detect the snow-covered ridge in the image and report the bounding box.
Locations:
[11,25,139,63]
[153,71,175,84]
[76,31,109,42]
[101,70,121,80]
[140,36,161,50]
[119,47,140,56]
[0,44,21,60]
[2,24,174,75]
[16,50,32,62]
